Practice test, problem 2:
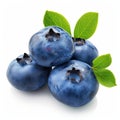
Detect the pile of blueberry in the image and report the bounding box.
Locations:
[6,11,116,107]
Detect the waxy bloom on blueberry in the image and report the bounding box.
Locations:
[6,11,116,108]
[72,38,98,66]
[29,26,74,67]
[7,53,51,91]
[48,60,99,107]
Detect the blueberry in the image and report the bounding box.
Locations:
[72,38,98,66]
[48,60,99,107]
[7,53,51,91]
[29,26,74,67]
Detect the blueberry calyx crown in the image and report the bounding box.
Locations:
[16,53,32,65]
[67,67,83,83]
[45,28,60,40]
[72,38,85,46]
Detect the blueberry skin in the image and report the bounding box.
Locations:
[72,40,98,66]
[29,26,74,67]
[48,60,99,107]
[7,54,51,91]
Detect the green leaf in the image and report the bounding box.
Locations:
[93,54,112,69]
[94,69,116,87]
[74,12,98,39]
[43,10,71,34]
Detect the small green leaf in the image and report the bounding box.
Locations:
[93,54,112,69]
[74,12,98,39]
[94,69,116,87]
[43,10,71,34]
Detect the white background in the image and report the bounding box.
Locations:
[0,0,120,120]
